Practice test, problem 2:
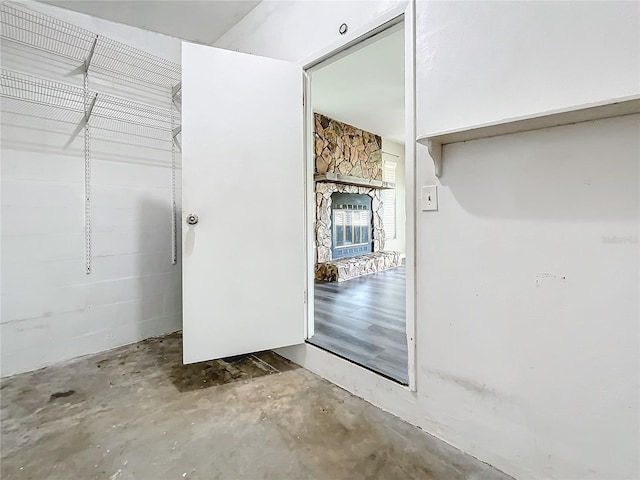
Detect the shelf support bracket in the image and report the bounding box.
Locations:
[427,139,443,178]
[172,82,181,100]
[84,35,99,73]
[85,93,97,122]
[172,125,182,140]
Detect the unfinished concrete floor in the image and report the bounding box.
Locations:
[1,333,512,480]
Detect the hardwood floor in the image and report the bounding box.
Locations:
[308,265,408,384]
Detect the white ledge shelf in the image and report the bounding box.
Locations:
[417,95,640,177]
[314,172,395,190]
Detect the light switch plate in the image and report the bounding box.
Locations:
[421,185,438,211]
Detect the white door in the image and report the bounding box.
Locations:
[181,42,305,364]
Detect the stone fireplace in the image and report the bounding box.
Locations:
[314,113,400,282]
[316,183,383,263]
[330,193,372,259]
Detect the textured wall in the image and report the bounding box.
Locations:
[216,2,640,479]
[314,113,382,180]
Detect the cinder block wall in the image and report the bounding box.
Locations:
[0,1,183,377]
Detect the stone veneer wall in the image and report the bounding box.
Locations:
[314,113,386,263]
[314,113,383,178]
[315,251,401,282]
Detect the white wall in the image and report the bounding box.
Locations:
[0,1,183,377]
[216,2,640,479]
[417,0,640,134]
[214,0,404,61]
[382,139,405,255]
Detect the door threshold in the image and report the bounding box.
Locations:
[305,339,409,386]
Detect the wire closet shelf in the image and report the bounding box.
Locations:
[0,1,181,88]
[0,1,181,270]
[0,68,84,112]
[0,69,178,141]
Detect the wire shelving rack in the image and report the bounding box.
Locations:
[0,68,85,112]
[0,0,182,272]
[0,69,178,140]
[0,2,181,87]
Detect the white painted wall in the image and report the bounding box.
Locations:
[216,1,640,479]
[214,0,404,61]
[0,1,183,377]
[382,139,405,255]
[417,0,640,135]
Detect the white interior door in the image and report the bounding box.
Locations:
[181,42,305,364]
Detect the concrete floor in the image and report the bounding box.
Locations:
[1,333,513,480]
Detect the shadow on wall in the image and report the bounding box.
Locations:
[0,24,184,377]
[0,89,183,377]
[438,115,640,220]
[134,196,183,343]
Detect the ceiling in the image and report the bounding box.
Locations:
[312,28,405,144]
[39,1,260,45]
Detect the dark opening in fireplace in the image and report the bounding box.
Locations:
[330,193,373,259]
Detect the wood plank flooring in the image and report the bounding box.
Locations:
[308,266,408,384]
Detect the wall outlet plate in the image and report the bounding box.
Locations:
[421,185,438,211]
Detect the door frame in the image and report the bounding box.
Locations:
[300,2,417,391]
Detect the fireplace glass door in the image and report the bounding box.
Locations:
[331,193,372,259]
[333,208,370,248]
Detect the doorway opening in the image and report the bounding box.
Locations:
[305,23,408,384]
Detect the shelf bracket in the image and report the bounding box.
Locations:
[84,35,99,73]
[172,125,182,140]
[427,139,443,178]
[172,82,181,100]
[85,93,97,122]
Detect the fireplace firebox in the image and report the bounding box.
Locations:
[330,193,373,259]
